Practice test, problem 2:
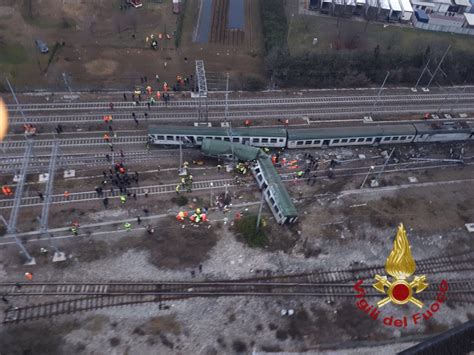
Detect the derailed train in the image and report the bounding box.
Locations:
[147,121,474,149]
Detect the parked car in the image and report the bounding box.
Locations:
[35,39,49,54]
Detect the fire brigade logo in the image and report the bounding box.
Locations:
[373,224,428,308]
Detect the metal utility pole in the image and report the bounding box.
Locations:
[209,182,214,206]
[368,71,389,119]
[287,13,295,47]
[62,72,73,96]
[424,45,451,90]
[6,140,36,265]
[360,166,375,189]
[225,72,229,122]
[256,191,265,232]
[5,78,28,125]
[412,58,431,91]
[38,140,66,261]
[450,83,467,114]
[372,148,395,187]
[195,60,209,123]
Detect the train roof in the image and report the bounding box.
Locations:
[258,157,297,217]
[287,124,416,140]
[413,121,472,134]
[201,139,263,161]
[148,125,287,137]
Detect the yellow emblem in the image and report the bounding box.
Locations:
[373,224,428,308]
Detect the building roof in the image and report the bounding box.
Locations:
[455,0,471,6]
[287,124,416,140]
[257,157,298,217]
[464,12,474,25]
[379,0,391,10]
[389,0,402,11]
[201,139,263,161]
[399,0,414,12]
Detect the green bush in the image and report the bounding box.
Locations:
[234,215,267,248]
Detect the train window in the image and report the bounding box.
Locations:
[233,137,240,143]
[314,140,321,144]
[205,137,212,140]
[267,190,271,197]
[224,137,230,142]
[274,205,280,213]
[279,139,284,142]
[400,136,406,140]
[305,140,312,145]
[270,138,277,143]
[166,135,174,140]
[197,137,203,141]
[392,137,399,141]
[333,139,340,144]
[270,197,275,205]
[252,138,260,143]
[407,136,413,139]
[357,138,364,142]
[297,141,304,146]
[341,139,348,143]
[262,138,269,143]
[157,135,164,140]
[365,138,372,142]
[349,138,356,143]
[383,137,391,141]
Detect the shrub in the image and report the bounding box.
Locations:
[234,215,267,248]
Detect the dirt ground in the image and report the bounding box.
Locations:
[0,140,473,353]
[0,0,264,91]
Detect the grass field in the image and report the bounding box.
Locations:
[288,14,474,56]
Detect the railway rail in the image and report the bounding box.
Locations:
[0,158,472,209]
[2,277,472,324]
[6,93,474,112]
[7,106,474,126]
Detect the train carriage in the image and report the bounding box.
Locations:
[286,125,417,148]
[413,121,473,143]
[148,125,287,148]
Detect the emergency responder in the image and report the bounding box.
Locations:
[71,224,78,236]
[120,195,126,204]
[124,222,132,231]
[2,185,12,196]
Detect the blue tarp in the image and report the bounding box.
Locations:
[228,0,245,29]
[415,9,429,23]
[196,0,213,43]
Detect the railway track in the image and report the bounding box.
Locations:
[2,277,472,324]
[0,158,472,209]
[0,149,198,173]
[7,106,474,126]
[7,94,474,112]
[0,135,146,150]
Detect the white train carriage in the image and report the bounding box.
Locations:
[413,121,473,143]
[286,125,417,148]
[147,126,287,148]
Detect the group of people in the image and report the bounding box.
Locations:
[176,174,193,194]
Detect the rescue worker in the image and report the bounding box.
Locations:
[245,119,251,127]
[2,185,12,196]
[64,191,70,199]
[120,195,126,204]
[24,272,33,281]
[40,247,48,255]
[124,222,132,231]
[38,192,44,201]
[103,133,110,142]
[70,225,78,236]
[217,164,222,172]
[296,171,304,178]
[103,197,109,208]
[175,184,180,195]
[137,216,141,224]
